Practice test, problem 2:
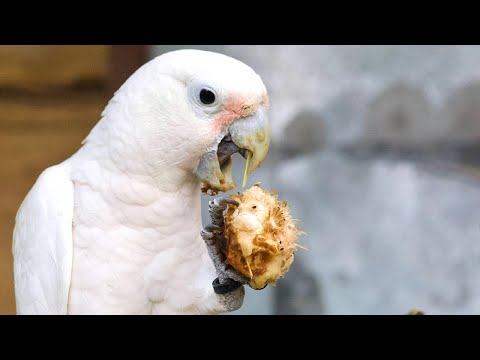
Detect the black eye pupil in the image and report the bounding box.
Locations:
[200,89,216,105]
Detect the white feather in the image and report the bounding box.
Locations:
[13,49,267,314]
[13,164,74,314]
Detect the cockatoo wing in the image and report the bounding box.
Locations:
[12,164,74,315]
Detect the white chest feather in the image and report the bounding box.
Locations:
[67,160,218,314]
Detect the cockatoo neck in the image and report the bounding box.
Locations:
[76,84,207,243]
[74,113,204,249]
[82,93,202,194]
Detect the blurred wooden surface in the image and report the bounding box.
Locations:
[0,46,107,92]
[107,45,148,95]
[0,46,109,314]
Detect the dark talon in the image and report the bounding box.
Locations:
[253,284,268,290]
[212,278,242,294]
[209,197,239,208]
[208,197,238,228]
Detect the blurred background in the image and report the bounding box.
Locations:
[2,45,480,314]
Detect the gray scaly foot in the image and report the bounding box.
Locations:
[201,197,250,294]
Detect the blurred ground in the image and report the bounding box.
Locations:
[0,46,108,314]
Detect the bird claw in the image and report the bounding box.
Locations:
[208,197,239,227]
[224,267,250,284]
[201,197,250,291]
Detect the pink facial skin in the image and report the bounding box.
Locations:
[210,95,269,133]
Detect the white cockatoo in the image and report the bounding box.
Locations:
[12,49,271,314]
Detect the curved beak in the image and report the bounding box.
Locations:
[229,106,271,174]
[195,106,271,195]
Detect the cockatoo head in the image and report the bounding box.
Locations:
[105,49,270,194]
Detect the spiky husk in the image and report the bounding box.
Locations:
[223,184,301,289]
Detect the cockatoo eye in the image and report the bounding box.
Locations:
[199,89,216,105]
[187,80,221,114]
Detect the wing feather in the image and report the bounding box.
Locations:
[12,164,74,314]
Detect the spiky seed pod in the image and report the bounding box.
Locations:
[223,184,301,289]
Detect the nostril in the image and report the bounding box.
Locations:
[241,105,252,116]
